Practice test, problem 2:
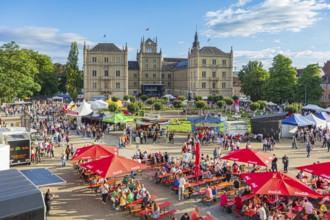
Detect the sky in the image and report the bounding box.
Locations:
[1,0,330,71]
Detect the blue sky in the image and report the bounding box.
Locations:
[1,0,330,70]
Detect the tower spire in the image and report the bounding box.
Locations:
[192,31,200,49]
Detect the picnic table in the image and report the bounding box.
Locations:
[125,195,158,211]
[136,201,172,219]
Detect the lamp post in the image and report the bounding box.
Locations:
[304,84,307,105]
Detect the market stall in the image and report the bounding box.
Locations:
[281,114,315,138]
[103,113,133,131]
[187,114,224,132]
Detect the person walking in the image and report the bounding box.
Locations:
[282,154,289,173]
[178,174,186,201]
[292,136,297,149]
[44,188,54,216]
[327,137,330,153]
[306,142,311,158]
[135,135,140,149]
[61,151,66,166]
[101,180,109,204]
[271,154,278,172]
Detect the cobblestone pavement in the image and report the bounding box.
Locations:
[3,115,330,220]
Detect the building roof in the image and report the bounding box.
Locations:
[90,43,122,52]
[128,61,139,70]
[323,61,330,75]
[162,59,188,71]
[321,74,330,84]
[199,46,227,55]
[163,58,187,63]
[162,63,177,71]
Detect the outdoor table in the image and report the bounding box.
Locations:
[285,212,297,220]
[216,181,233,190]
[244,210,256,219]
[241,193,255,202]
[136,201,172,219]
[126,195,158,210]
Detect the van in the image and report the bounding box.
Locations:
[52,96,64,103]
[223,121,248,136]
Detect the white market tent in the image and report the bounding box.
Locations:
[316,112,330,122]
[305,113,327,129]
[90,100,108,110]
[67,100,93,117]
[267,101,277,106]
[302,104,325,113]
[281,114,316,138]
[162,94,176,100]
[325,107,330,113]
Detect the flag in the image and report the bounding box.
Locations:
[145,28,149,31]
[103,34,107,38]
[207,38,210,42]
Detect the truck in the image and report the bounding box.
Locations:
[0,128,31,166]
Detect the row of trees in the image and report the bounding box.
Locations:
[238,54,323,104]
[0,41,83,103]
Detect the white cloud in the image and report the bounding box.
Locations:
[273,39,281,44]
[234,48,330,69]
[0,26,93,66]
[204,0,330,37]
[178,41,185,44]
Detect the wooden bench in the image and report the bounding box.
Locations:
[149,209,176,220]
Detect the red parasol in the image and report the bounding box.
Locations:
[194,141,201,178]
[296,162,330,181]
[241,172,322,198]
[71,144,118,161]
[221,148,273,167]
[80,154,149,178]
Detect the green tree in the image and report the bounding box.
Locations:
[223,96,234,113]
[66,42,82,99]
[54,63,67,93]
[140,95,148,102]
[195,100,206,109]
[178,96,186,101]
[173,100,183,108]
[238,61,270,101]
[257,100,267,110]
[154,103,162,111]
[108,103,118,113]
[161,96,168,102]
[127,103,138,114]
[232,95,239,101]
[208,95,215,102]
[111,97,118,102]
[146,98,155,105]
[285,103,302,114]
[0,42,41,102]
[123,95,130,101]
[250,102,260,111]
[129,96,136,103]
[297,64,323,104]
[195,96,202,101]
[263,54,297,103]
[216,100,226,110]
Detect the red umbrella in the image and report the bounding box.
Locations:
[241,172,322,198]
[296,162,330,181]
[194,141,201,178]
[80,154,149,178]
[221,148,273,167]
[71,144,118,161]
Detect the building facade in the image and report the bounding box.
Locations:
[320,61,330,106]
[83,32,233,100]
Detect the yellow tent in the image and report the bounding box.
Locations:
[105,99,123,108]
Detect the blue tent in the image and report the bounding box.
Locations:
[187,114,224,131]
[82,112,107,121]
[281,114,315,126]
[57,94,71,99]
[316,112,330,122]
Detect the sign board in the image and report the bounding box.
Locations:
[8,139,30,165]
[144,113,160,119]
[0,144,10,171]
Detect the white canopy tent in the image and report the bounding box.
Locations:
[90,100,108,110]
[267,101,277,106]
[162,94,176,100]
[302,104,325,113]
[305,113,327,129]
[316,112,330,122]
[67,100,93,117]
[281,114,316,138]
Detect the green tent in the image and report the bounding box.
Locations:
[103,114,133,123]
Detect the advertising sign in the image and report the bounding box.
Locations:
[8,139,30,165]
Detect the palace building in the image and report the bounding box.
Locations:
[83,32,233,100]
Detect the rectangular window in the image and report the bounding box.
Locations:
[92,57,97,63]
[168,82,171,87]
[145,64,148,69]
[212,82,216,89]
[134,74,137,78]
[92,82,97,89]
[116,82,120,89]
[134,82,138,87]
[153,73,156,79]
[104,57,109,63]
[104,83,109,89]
[153,58,156,63]
[222,82,226,88]
[104,70,109,77]
[202,71,206,78]
[168,74,172,79]
[222,59,227,66]
[202,59,206,66]
[92,70,97,77]
[115,57,120,64]
[161,74,164,79]
[202,82,206,88]
[212,71,216,78]
[145,73,148,78]
[222,72,226,78]
[212,59,216,65]
[116,70,120,77]
[153,64,157,69]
